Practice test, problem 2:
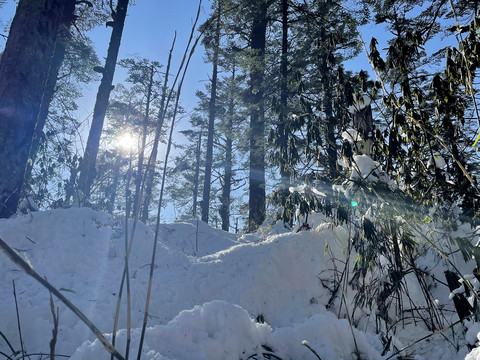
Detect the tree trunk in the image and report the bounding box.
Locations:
[192,127,203,218]
[0,0,75,218]
[201,4,221,224]
[248,1,268,232]
[141,34,176,223]
[278,0,289,187]
[77,0,129,198]
[320,49,338,181]
[24,2,74,185]
[107,154,122,214]
[219,60,236,232]
[133,64,154,218]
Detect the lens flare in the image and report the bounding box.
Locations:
[117,132,135,152]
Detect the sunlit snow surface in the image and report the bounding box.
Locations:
[0,208,476,359]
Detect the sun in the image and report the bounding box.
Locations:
[117,131,135,152]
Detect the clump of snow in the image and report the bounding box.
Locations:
[351,154,382,182]
[342,127,363,144]
[427,152,446,169]
[17,196,39,214]
[72,301,272,360]
[289,184,326,198]
[348,94,371,114]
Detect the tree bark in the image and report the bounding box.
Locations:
[141,34,176,223]
[24,2,75,185]
[248,1,268,232]
[107,155,122,214]
[219,62,235,232]
[77,0,129,198]
[278,0,289,187]
[201,3,221,224]
[192,127,203,218]
[133,64,154,218]
[319,40,338,180]
[0,0,75,218]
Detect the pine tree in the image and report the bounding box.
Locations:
[247,0,270,231]
[201,0,222,224]
[77,0,130,199]
[0,0,76,217]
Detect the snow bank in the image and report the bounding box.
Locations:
[1,207,476,359]
[0,208,384,359]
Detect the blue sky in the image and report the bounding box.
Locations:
[0,0,212,118]
[80,0,212,117]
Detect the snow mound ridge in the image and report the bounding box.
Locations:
[0,208,383,359]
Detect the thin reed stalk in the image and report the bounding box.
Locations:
[136,2,204,358]
[0,238,125,360]
[12,280,25,360]
[49,291,59,360]
[111,31,177,360]
[124,153,133,359]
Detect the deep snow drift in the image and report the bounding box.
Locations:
[0,207,478,359]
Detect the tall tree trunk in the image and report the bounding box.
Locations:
[24,2,75,185]
[77,0,129,198]
[141,34,176,223]
[133,64,154,218]
[201,3,221,224]
[323,60,338,181]
[192,126,203,218]
[219,60,235,232]
[0,0,75,218]
[248,1,268,232]
[107,154,122,214]
[278,0,289,186]
[276,0,290,224]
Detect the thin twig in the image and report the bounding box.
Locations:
[12,280,25,360]
[0,330,17,355]
[0,350,14,360]
[49,291,59,360]
[385,310,480,359]
[124,153,132,360]
[302,341,322,360]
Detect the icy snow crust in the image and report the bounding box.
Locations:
[0,207,475,359]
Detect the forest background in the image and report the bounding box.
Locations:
[0,0,479,233]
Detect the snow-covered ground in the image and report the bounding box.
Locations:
[0,207,478,359]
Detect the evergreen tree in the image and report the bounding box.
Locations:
[77,0,130,198]
[0,0,76,217]
[201,0,222,224]
[365,0,480,218]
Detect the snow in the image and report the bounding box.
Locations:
[0,207,479,359]
[348,95,372,114]
[342,128,363,144]
[289,184,327,198]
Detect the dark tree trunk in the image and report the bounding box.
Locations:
[141,34,176,223]
[24,2,74,185]
[201,4,221,224]
[133,64,154,218]
[77,0,129,198]
[107,155,122,214]
[320,51,338,181]
[248,1,268,232]
[219,62,235,232]
[0,0,75,218]
[193,127,203,218]
[278,0,289,188]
